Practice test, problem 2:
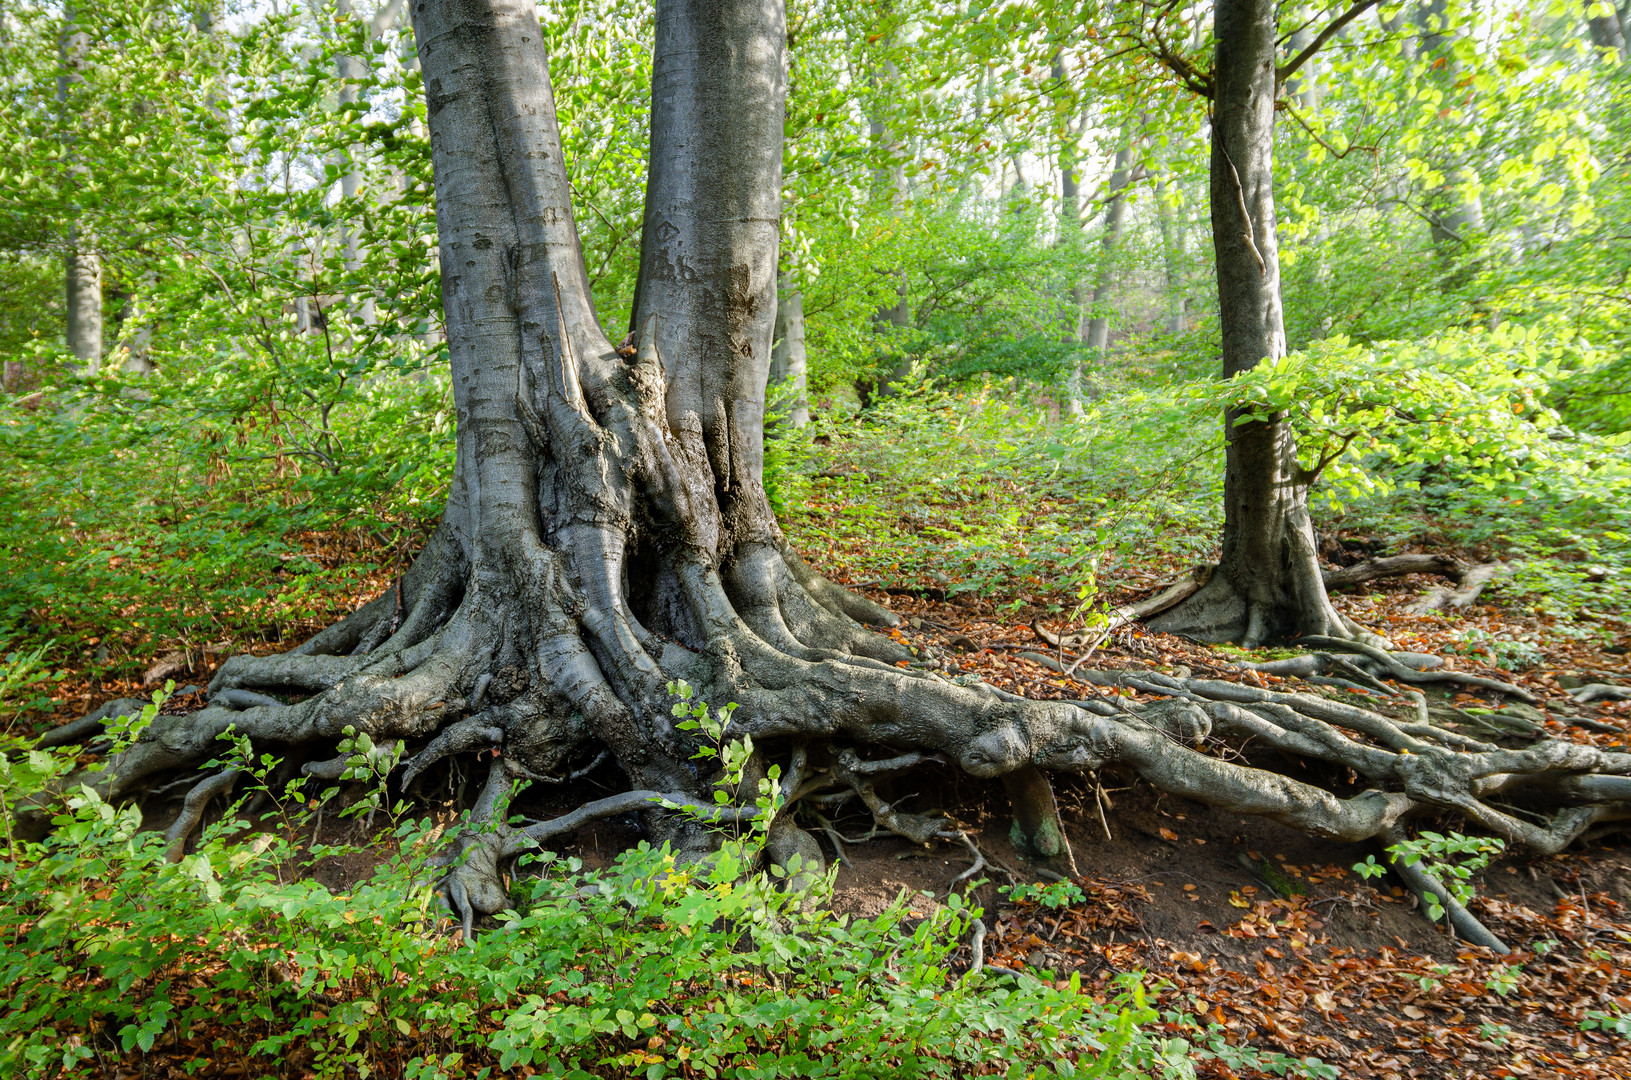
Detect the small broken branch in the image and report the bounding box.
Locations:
[1219,143,1266,277]
[1323,552,1464,590]
[1405,562,1504,614]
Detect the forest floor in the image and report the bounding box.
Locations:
[34,566,1631,1079]
[23,465,1631,1080]
[813,574,1631,1080]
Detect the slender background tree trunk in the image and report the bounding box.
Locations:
[334,0,405,330]
[1150,0,1350,647]
[1417,0,1485,282]
[59,9,100,374]
[1587,0,1629,57]
[1083,141,1133,354]
[771,279,809,428]
[1154,171,1188,335]
[1050,53,1089,415]
[865,62,910,400]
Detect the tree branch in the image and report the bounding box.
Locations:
[1278,0,1382,87]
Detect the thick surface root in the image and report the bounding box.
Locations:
[34,312,1631,944]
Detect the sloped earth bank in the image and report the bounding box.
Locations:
[834,577,1631,1080]
[35,569,1631,1079]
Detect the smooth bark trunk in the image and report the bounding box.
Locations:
[865,64,910,400]
[60,10,100,374]
[1083,143,1133,353]
[632,0,786,546]
[1154,172,1188,335]
[770,281,809,428]
[111,278,156,374]
[334,0,404,329]
[64,229,102,373]
[1416,0,1484,281]
[1051,54,1088,415]
[1150,0,1350,647]
[1284,20,1320,110]
[1587,0,1629,56]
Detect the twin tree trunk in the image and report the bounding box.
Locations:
[1151,0,1353,648]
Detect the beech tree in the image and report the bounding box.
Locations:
[59,10,101,374]
[38,0,1631,949]
[1149,0,1385,647]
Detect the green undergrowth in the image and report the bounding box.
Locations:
[769,330,1631,620]
[7,320,1628,699]
[0,368,451,677]
[0,719,1332,1080]
[770,376,1225,612]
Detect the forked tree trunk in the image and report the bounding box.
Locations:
[1149,0,1353,647]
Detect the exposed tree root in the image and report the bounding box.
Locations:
[1570,683,1631,704]
[164,768,241,863]
[1406,561,1505,614]
[42,570,1631,947]
[1380,825,1509,953]
[1146,558,1392,651]
[37,697,146,749]
[1322,552,1464,590]
[1294,634,1536,703]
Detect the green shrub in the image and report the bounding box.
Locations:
[0,721,1334,1080]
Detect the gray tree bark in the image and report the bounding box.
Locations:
[1050,53,1089,415]
[1054,69,1084,340]
[59,10,101,374]
[1416,0,1485,278]
[865,63,910,400]
[333,0,405,329]
[64,228,102,374]
[1083,142,1133,353]
[110,275,156,375]
[1587,0,1628,57]
[1150,0,1356,648]
[1284,17,1321,111]
[771,279,809,428]
[1153,171,1189,336]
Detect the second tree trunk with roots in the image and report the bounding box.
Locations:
[1150,0,1355,648]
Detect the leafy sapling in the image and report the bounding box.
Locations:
[663,680,788,873]
[1355,830,1504,926]
[1004,879,1087,910]
[334,724,407,831]
[103,681,172,758]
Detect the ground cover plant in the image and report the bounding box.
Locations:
[0,674,1332,1079]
